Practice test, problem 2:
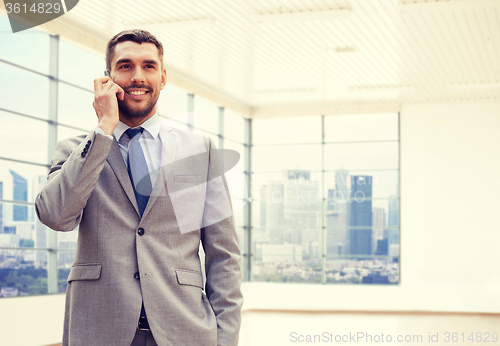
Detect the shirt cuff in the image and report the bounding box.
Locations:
[94,126,114,139]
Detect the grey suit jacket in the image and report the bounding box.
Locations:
[35,124,243,346]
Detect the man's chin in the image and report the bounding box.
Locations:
[118,106,155,120]
[118,98,157,120]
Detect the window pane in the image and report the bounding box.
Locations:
[325,197,400,258]
[253,116,321,145]
[226,167,247,217]
[194,97,219,134]
[0,203,49,250]
[160,114,191,132]
[0,112,49,165]
[58,251,76,293]
[157,84,188,119]
[325,113,398,142]
[0,249,48,297]
[0,160,49,204]
[253,144,322,172]
[0,16,49,74]
[58,83,96,130]
[59,39,104,88]
[224,109,245,143]
[324,142,399,171]
[325,227,398,255]
[57,227,78,250]
[251,172,322,231]
[236,227,245,251]
[324,170,399,200]
[0,62,49,119]
[223,139,246,173]
[252,253,322,283]
[57,125,87,143]
[233,203,245,228]
[324,258,399,284]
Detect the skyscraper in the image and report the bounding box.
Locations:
[326,169,349,256]
[348,175,372,256]
[372,207,386,254]
[10,170,28,222]
[388,196,399,245]
[284,170,321,255]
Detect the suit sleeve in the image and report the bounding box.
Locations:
[35,131,113,232]
[200,138,243,346]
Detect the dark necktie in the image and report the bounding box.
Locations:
[125,128,153,217]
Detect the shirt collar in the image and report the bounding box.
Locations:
[114,113,161,141]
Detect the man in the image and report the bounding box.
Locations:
[35,29,243,346]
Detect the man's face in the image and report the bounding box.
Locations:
[110,41,166,121]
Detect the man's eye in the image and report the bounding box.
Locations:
[145,65,155,69]
[119,65,130,69]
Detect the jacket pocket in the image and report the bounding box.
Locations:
[175,269,203,289]
[67,263,102,282]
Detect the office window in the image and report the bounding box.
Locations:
[157,84,189,120]
[250,114,400,284]
[0,26,79,297]
[224,109,246,143]
[0,15,49,74]
[59,39,104,89]
[194,97,219,135]
[0,62,49,120]
[58,84,96,130]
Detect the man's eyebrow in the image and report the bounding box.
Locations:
[114,58,132,66]
[143,60,159,65]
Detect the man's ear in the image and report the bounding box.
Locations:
[160,68,167,90]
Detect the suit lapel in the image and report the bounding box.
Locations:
[142,123,176,218]
[106,139,140,216]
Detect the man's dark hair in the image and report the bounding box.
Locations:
[106,29,164,70]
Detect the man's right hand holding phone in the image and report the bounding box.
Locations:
[93,74,125,136]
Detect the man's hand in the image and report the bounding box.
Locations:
[93,76,125,136]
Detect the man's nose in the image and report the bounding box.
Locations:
[131,67,145,83]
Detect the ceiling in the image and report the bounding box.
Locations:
[2,0,500,117]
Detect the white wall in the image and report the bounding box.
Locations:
[241,101,500,314]
[2,101,499,346]
[0,294,65,346]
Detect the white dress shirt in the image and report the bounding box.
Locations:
[95,114,163,189]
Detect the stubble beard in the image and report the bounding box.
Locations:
[118,87,160,122]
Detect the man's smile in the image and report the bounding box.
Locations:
[125,88,150,99]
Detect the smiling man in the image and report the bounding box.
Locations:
[35,30,242,346]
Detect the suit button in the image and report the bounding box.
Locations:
[134,272,140,280]
[81,151,86,158]
[85,143,91,149]
[137,228,145,236]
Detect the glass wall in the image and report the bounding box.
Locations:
[250,114,400,284]
[0,14,249,297]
